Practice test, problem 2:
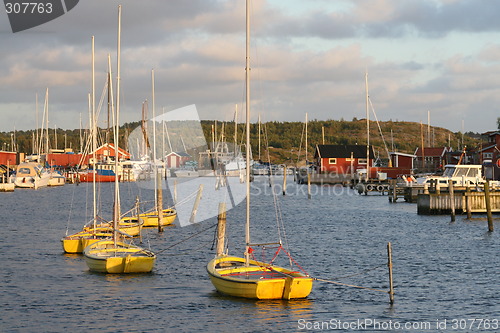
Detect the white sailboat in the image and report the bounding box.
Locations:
[206,0,313,299]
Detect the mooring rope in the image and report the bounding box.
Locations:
[155,222,217,255]
[163,240,214,256]
[65,182,78,235]
[331,264,386,280]
[314,277,389,294]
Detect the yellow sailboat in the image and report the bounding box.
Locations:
[84,239,155,274]
[62,216,143,254]
[62,35,142,254]
[207,256,313,300]
[62,227,112,254]
[139,208,176,227]
[118,216,144,235]
[83,8,156,274]
[207,1,312,300]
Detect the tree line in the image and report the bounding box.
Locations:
[0,118,481,164]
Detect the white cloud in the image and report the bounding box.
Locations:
[1,0,500,136]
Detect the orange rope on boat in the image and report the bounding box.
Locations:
[280,247,310,277]
[247,244,310,277]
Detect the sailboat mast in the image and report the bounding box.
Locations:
[258,113,261,161]
[365,72,370,178]
[91,36,97,229]
[152,69,158,209]
[107,68,111,144]
[113,5,122,238]
[38,93,45,157]
[162,108,165,160]
[45,88,49,155]
[305,113,308,164]
[35,93,39,155]
[234,104,238,154]
[244,0,251,267]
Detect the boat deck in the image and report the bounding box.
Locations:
[89,249,154,258]
[221,270,300,280]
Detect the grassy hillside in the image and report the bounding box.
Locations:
[1,119,481,165]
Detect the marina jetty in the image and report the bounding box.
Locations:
[417,181,500,215]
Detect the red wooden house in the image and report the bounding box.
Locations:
[479,131,500,180]
[90,143,131,163]
[389,152,415,169]
[479,131,500,163]
[414,147,451,172]
[46,149,87,168]
[166,151,191,169]
[377,152,416,178]
[0,151,17,166]
[314,144,376,177]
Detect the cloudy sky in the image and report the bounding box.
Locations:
[1,0,500,134]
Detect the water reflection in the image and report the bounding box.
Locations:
[208,292,314,326]
[2,181,499,332]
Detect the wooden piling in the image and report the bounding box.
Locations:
[391,180,397,203]
[307,173,311,199]
[449,180,455,222]
[283,166,287,196]
[157,170,164,232]
[135,195,143,243]
[387,242,394,305]
[189,184,204,223]
[173,179,178,205]
[466,186,472,219]
[216,202,227,256]
[484,181,494,232]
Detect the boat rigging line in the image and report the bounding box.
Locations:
[155,222,217,255]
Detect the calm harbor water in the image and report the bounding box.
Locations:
[1,177,498,332]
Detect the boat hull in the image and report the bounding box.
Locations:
[139,209,176,227]
[84,218,143,237]
[117,217,143,236]
[207,256,313,300]
[48,175,66,186]
[79,173,116,182]
[83,240,156,274]
[13,162,51,189]
[61,229,113,254]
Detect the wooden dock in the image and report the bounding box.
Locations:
[417,188,500,215]
[0,183,15,192]
[388,183,424,203]
[296,171,352,186]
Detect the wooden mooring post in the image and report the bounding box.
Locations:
[216,202,227,256]
[157,170,164,233]
[449,180,455,222]
[135,196,143,243]
[173,179,178,205]
[307,173,311,200]
[283,166,287,196]
[466,186,472,219]
[387,242,394,305]
[484,181,494,232]
[189,184,204,223]
[392,181,397,202]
